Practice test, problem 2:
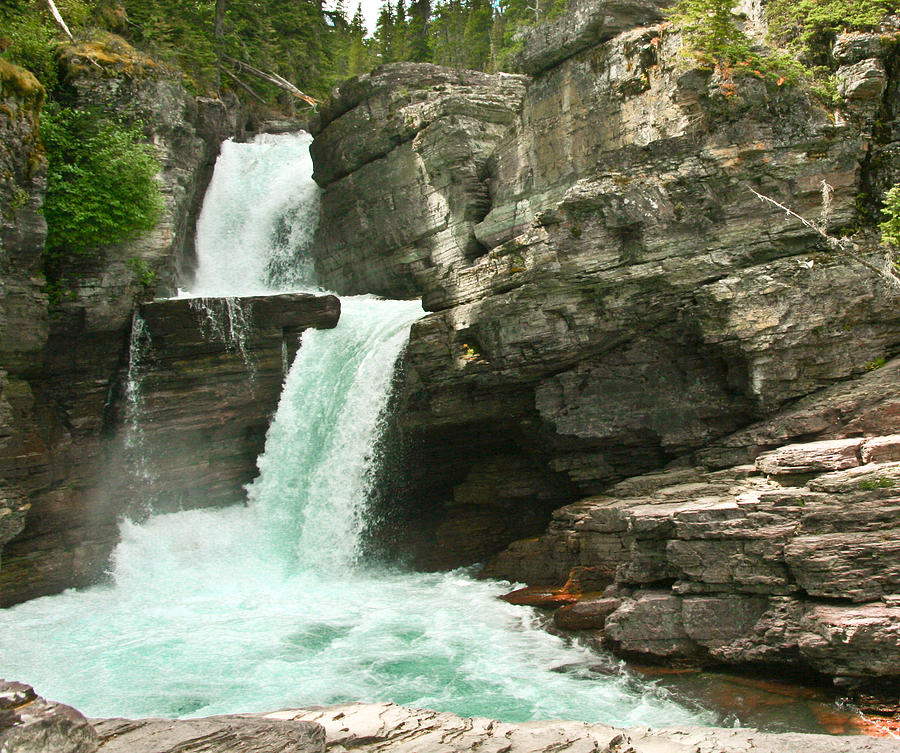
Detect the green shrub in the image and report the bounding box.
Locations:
[767,0,896,58]
[667,0,754,69]
[880,184,900,248]
[40,105,163,257]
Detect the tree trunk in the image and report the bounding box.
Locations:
[215,0,226,91]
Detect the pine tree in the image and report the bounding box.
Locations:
[430,0,466,67]
[463,0,492,69]
[406,0,432,62]
[668,0,753,68]
[374,0,396,63]
[346,3,372,75]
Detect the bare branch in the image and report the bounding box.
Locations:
[223,55,319,107]
[45,0,74,41]
[747,185,900,293]
[220,68,267,105]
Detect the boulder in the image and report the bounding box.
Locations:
[755,438,864,477]
[0,680,98,753]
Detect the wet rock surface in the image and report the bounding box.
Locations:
[311,15,900,571]
[6,683,896,753]
[487,436,900,685]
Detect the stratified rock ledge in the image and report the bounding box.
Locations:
[2,683,897,753]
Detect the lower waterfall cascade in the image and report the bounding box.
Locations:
[0,133,851,733]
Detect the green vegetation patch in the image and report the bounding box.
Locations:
[858,476,896,490]
[668,0,899,93]
[40,105,163,257]
[767,0,898,58]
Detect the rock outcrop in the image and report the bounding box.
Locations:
[0,62,49,561]
[0,293,339,605]
[3,683,897,753]
[309,63,529,301]
[309,8,900,575]
[0,41,326,605]
[0,681,324,753]
[485,435,900,685]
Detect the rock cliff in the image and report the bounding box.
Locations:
[0,292,339,606]
[0,62,48,563]
[0,45,325,604]
[2,682,897,753]
[308,1,900,686]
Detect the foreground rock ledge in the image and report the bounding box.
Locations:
[2,683,897,753]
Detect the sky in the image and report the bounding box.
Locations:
[326,0,383,35]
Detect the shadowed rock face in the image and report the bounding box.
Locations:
[0,293,339,607]
[310,12,900,569]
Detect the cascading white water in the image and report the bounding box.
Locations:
[191,132,320,295]
[0,133,718,728]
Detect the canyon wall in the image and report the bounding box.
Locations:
[0,47,329,605]
[309,1,900,683]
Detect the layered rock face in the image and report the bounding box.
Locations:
[0,293,339,606]
[0,63,48,561]
[310,3,900,569]
[0,46,278,604]
[4,682,897,753]
[486,434,900,684]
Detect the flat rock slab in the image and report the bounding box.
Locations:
[756,439,863,476]
[274,702,900,753]
[93,716,325,753]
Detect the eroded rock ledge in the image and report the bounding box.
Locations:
[488,434,900,686]
[0,293,339,606]
[2,682,897,753]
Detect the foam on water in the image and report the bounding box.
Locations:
[190,132,319,296]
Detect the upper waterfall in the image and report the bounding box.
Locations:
[190,132,320,296]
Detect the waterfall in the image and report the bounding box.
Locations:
[247,298,423,571]
[190,132,319,296]
[120,311,156,516]
[0,133,717,730]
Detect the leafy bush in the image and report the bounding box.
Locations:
[880,184,900,248]
[40,105,163,257]
[767,0,897,57]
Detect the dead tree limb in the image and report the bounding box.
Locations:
[45,0,74,40]
[221,67,267,104]
[748,184,900,293]
[223,55,319,106]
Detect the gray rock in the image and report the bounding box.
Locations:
[509,0,670,75]
[308,21,900,571]
[755,438,864,476]
[0,680,98,753]
[93,716,324,753]
[861,434,900,463]
[799,603,900,678]
[489,436,900,682]
[280,701,900,753]
[837,58,887,101]
[784,532,900,602]
[833,32,887,65]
